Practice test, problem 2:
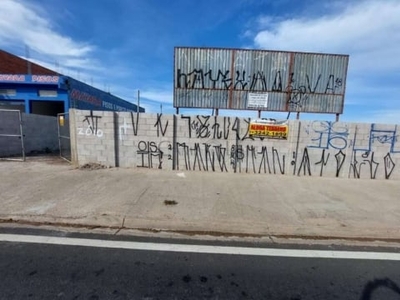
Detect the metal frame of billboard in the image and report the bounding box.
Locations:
[174,47,349,117]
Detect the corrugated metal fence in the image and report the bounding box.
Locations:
[0,109,25,161]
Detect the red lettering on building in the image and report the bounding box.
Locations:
[0,74,25,82]
[32,75,59,83]
[70,89,102,107]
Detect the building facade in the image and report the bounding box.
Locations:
[0,50,144,116]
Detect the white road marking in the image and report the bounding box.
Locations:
[1,234,400,261]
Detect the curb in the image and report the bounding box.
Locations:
[2,218,400,245]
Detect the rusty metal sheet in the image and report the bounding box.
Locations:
[173,47,349,114]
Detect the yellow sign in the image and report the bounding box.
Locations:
[249,122,288,139]
[59,115,65,126]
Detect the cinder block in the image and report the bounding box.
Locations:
[121,140,134,146]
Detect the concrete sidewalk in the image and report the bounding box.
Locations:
[0,157,399,243]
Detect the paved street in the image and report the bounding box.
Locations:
[1,158,400,299]
[1,229,400,300]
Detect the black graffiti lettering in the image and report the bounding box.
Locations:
[285,72,307,110]
[137,141,163,169]
[288,86,308,110]
[325,74,335,94]
[151,141,163,169]
[176,142,190,170]
[176,142,229,172]
[365,152,379,179]
[178,68,343,95]
[154,113,169,137]
[176,69,188,88]
[177,69,206,89]
[232,117,240,140]
[212,117,222,139]
[246,145,257,173]
[178,69,234,89]
[205,69,232,89]
[221,70,232,89]
[315,149,330,176]
[286,73,295,92]
[335,150,346,177]
[211,117,230,140]
[234,117,262,141]
[181,115,192,138]
[130,112,139,136]
[350,152,360,178]
[192,69,205,88]
[384,153,396,180]
[195,116,211,138]
[223,117,231,139]
[83,110,101,135]
[230,145,244,173]
[272,71,283,92]
[214,145,228,172]
[203,70,219,89]
[234,70,248,90]
[241,118,254,141]
[335,78,343,89]
[297,148,311,176]
[189,116,211,138]
[249,71,267,91]
[350,151,379,179]
[306,74,321,93]
[203,143,214,172]
[191,143,206,171]
[272,147,285,174]
[258,146,271,174]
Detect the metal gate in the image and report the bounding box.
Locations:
[0,109,25,161]
[57,112,71,162]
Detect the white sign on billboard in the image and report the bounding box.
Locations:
[247,93,268,109]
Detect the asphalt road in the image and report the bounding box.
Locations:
[1,229,400,299]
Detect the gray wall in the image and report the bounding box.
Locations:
[70,109,400,180]
[0,111,59,157]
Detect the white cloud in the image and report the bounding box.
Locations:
[252,0,400,73]
[0,0,95,65]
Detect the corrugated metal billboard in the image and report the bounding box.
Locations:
[174,47,349,114]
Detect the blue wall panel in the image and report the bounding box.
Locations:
[0,82,68,113]
[66,77,144,112]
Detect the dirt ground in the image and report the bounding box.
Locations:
[1,155,400,245]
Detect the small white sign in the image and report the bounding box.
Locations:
[247,93,268,109]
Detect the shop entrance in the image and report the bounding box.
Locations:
[30,100,64,116]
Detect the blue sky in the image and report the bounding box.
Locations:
[1,0,399,123]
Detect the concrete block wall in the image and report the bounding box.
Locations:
[22,114,59,154]
[0,111,58,157]
[70,109,400,180]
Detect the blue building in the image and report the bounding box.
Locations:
[0,50,144,116]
